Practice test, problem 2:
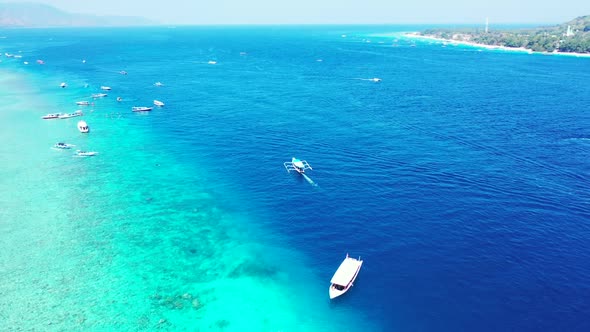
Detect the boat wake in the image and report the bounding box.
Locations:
[302,173,318,187]
[353,77,382,82]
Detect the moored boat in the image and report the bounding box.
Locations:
[53,142,75,149]
[58,110,83,119]
[60,82,67,88]
[132,106,153,112]
[153,100,165,107]
[76,150,98,157]
[154,81,164,87]
[76,101,91,106]
[42,113,62,119]
[77,120,89,133]
[100,86,111,90]
[92,93,108,98]
[329,254,363,299]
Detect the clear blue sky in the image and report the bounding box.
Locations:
[9,0,590,25]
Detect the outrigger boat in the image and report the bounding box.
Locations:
[329,254,363,299]
[76,150,98,157]
[132,106,153,112]
[42,113,63,119]
[53,142,75,149]
[58,110,83,119]
[284,157,312,174]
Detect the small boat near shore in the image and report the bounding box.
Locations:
[53,142,75,149]
[76,150,98,157]
[284,157,312,174]
[77,120,89,133]
[329,254,363,299]
[100,86,111,91]
[42,113,62,119]
[117,97,123,102]
[60,82,67,88]
[153,100,164,107]
[58,110,83,119]
[132,106,153,112]
[154,81,163,87]
[92,93,108,98]
[76,101,91,106]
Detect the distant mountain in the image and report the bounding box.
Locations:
[0,2,156,27]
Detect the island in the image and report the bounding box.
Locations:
[410,15,590,55]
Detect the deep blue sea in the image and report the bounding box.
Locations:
[1,25,590,331]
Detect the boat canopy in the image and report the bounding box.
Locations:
[330,257,362,286]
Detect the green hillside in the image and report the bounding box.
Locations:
[420,15,590,53]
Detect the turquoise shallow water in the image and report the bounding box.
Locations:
[2,26,590,331]
[0,76,372,330]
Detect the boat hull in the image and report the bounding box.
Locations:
[329,257,363,299]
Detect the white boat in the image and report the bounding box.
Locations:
[329,254,363,299]
[76,150,98,157]
[284,157,312,174]
[58,110,83,119]
[132,106,153,112]
[371,78,382,82]
[154,82,163,87]
[208,60,217,65]
[116,97,123,102]
[119,70,128,75]
[91,93,108,98]
[42,113,62,119]
[153,100,165,107]
[53,142,75,149]
[76,101,91,106]
[60,82,67,88]
[77,120,89,133]
[100,86,111,91]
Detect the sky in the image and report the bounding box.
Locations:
[5,0,590,25]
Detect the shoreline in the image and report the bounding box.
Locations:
[403,32,590,58]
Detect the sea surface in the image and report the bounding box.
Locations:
[1,25,589,331]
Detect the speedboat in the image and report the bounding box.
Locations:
[208,60,217,65]
[76,101,91,106]
[53,142,75,149]
[116,97,123,102]
[37,59,45,65]
[284,157,312,174]
[119,70,128,75]
[77,120,89,133]
[60,82,67,88]
[42,113,62,119]
[92,93,108,98]
[100,86,111,91]
[76,150,98,157]
[132,106,153,112]
[329,254,363,299]
[58,110,83,119]
[153,100,165,107]
[154,82,163,87]
[371,78,382,82]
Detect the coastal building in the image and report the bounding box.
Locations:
[566,25,574,37]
